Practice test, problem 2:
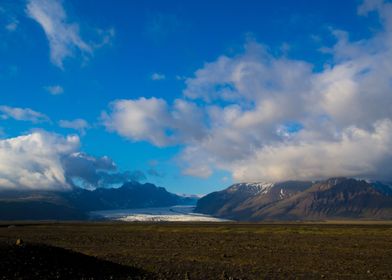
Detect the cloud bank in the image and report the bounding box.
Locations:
[62,152,146,189]
[0,131,79,190]
[103,0,392,182]
[0,131,145,191]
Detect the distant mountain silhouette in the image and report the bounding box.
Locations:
[0,181,196,220]
[195,178,392,220]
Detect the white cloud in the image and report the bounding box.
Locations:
[103,0,392,182]
[0,105,50,123]
[26,0,91,69]
[231,120,392,182]
[102,97,206,147]
[0,131,79,190]
[45,85,64,95]
[102,98,173,147]
[151,73,166,80]
[0,131,146,190]
[59,118,89,135]
[26,0,114,69]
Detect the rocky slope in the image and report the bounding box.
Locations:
[195,178,392,220]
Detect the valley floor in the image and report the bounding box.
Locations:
[0,222,392,279]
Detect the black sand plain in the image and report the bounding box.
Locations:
[0,222,391,279]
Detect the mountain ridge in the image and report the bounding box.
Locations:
[195,178,392,221]
[0,181,196,220]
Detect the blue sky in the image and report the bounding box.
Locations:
[1,0,392,194]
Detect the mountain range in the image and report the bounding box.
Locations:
[0,181,196,220]
[2,177,392,221]
[195,178,392,221]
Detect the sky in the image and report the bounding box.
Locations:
[1,0,392,195]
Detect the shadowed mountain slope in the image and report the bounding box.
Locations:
[0,181,195,220]
[196,178,392,220]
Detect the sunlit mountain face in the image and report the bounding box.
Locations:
[196,178,392,221]
[1,0,392,199]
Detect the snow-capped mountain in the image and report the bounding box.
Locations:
[227,182,275,195]
[194,180,312,220]
[195,178,392,221]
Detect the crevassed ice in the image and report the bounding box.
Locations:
[90,206,230,222]
[118,214,228,222]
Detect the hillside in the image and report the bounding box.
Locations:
[195,178,392,220]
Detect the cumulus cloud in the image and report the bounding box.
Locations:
[102,97,206,147]
[0,131,145,191]
[0,105,50,123]
[26,0,114,69]
[45,85,64,95]
[59,118,89,135]
[103,0,392,182]
[231,120,392,182]
[181,30,392,180]
[0,131,79,190]
[102,98,173,146]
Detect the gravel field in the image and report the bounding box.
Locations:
[0,222,392,279]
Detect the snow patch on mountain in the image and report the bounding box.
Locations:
[279,189,285,199]
[228,182,274,195]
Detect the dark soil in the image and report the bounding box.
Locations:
[0,241,151,279]
[0,222,392,279]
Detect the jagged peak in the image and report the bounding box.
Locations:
[324,177,350,186]
[228,182,274,195]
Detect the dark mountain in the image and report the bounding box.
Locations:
[195,178,392,221]
[0,189,86,220]
[371,181,392,196]
[0,201,87,221]
[65,181,196,211]
[0,181,195,220]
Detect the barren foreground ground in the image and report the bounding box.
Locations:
[0,222,392,279]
